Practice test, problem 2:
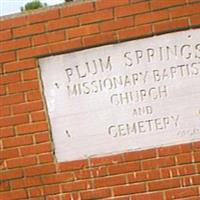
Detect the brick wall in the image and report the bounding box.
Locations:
[0,0,200,199]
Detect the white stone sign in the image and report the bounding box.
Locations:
[39,29,200,162]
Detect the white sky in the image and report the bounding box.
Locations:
[0,0,64,16]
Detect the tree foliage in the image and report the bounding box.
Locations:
[21,0,47,11]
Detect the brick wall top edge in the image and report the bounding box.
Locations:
[0,0,95,21]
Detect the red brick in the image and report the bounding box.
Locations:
[124,149,156,161]
[135,10,169,25]
[113,183,146,196]
[166,187,199,200]
[13,24,45,38]
[0,189,27,200]
[48,195,65,200]
[17,122,48,135]
[61,180,92,192]
[151,0,186,10]
[194,151,200,162]
[128,169,160,183]
[90,154,123,166]
[0,52,16,64]
[118,24,152,41]
[0,148,19,159]
[28,9,59,24]
[107,197,129,200]
[31,111,46,122]
[0,114,29,128]
[24,164,56,177]
[128,171,147,183]
[0,85,6,95]
[177,165,196,176]
[192,175,200,185]
[91,167,108,178]
[13,101,43,114]
[142,157,175,170]
[170,3,200,18]
[0,30,12,41]
[32,31,65,46]
[42,173,74,185]
[20,142,52,156]
[195,162,200,173]
[59,159,89,172]
[0,127,15,138]
[154,18,189,34]
[131,0,148,2]
[75,167,107,180]
[0,169,23,180]
[158,144,192,156]
[74,169,91,180]
[37,197,54,200]
[34,132,49,143]
[61,2,94,17]
[0,38,31,52]
[190,14,200,27]
[47,194,68,200]
[0,109,8,121]
[100,17,134,32]
[29,187,43,198]
[8,80,39,94]
[182,197,200,200]
[27,90,42,101]
[189,0,200,2]
[192,141,200,150]
[32,34,48,46]
[7,156,37,169]
[38,153,54,164]
[0,65,3,74]
[146,169,161,180]
[18,46,49,59]
[0,73,21,85]
[4,59,36,73]
[83,32,117,47]
[161,167,178,178]
[81,188,111,200]
[94,175,126,188]
[131,192,163,200]
[0,106,11,118]
[47,30,66,42]
[1,2,200,200]
[22,69,38,80]
[181,176,194,187]
[176,153,193,164]
[149,178,180,191]
[0,16,26,30]
[47,17,79,31]
[80,10,113,25]
[44,185,60,195]
[2,135,33,148]
[96,0,129,10]
[68,24,99,39]
[116,2,149,17]
[108,162,141,175]
[0,93,25,106]
[11,177,42,189]
[0,182,10,192]
[49,38,82,54]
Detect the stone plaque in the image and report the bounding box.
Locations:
[39,29,200,162]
